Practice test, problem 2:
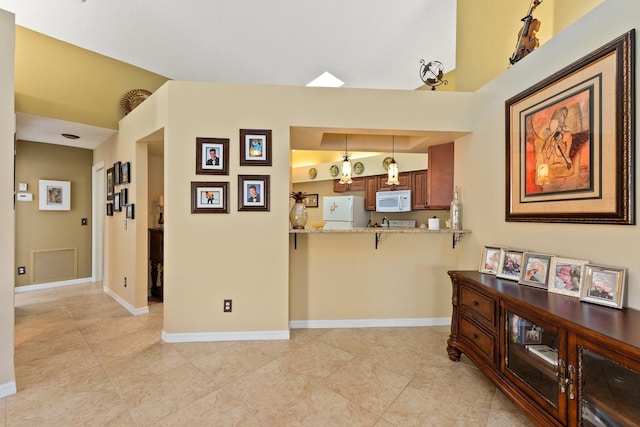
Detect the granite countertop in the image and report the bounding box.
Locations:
[289,227,471,234]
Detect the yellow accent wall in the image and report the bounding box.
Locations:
[14,141,93,287]
[14,26,169,129]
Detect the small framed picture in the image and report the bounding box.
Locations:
[196,137,229,175]
[496,249,524,281]
[519,252,553,289]
[120,188,128,205]
[114,193,122,212]
[238,175,270,211]
[580,265,626,309]
[191,181,229,213]
[548,257,588,298]
[479,246,502,275]
[125,204,135,219]
[303,193,318,208]
[121,161,131,184]
[39,179,71,211]
[106,203,114,216]
[106,167,115,201]
[114,161,122,185]
[240,129,272,166]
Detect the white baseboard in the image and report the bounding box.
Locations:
[14,277,94,293]
[162,329,290,343]
[103,286,149,316]
[0,381,16,398]
[289,317,451,329]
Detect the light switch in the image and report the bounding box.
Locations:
[18,182,27,192]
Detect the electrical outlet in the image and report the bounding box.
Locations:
[223,299,232,312]
[18,266,26,275]
[124,277,127,287]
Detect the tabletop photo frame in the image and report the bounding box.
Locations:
[580,264,626,309]
[519,252,552,289]
[479,246,502,275]
[496,249,524,281]
[548,257,588,298]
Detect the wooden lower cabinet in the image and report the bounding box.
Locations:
[447,271,640,426]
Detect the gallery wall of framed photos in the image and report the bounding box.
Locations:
[192,129,273,214]
[106,160,134,219]
[479,245,627,309]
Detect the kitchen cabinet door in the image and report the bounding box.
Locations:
[411,170,428,210]
[427,142,454,209]
[364,176,378,211]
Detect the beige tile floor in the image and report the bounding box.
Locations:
[2,282,534,426]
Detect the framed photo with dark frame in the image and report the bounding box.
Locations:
[505,30,634,225]
[548,257,588,298]
[479,245,502,275]
[106,203,114,216]
[303,193,318,208]
[519,252,552,289]
[196,137,229,175]
[580,264,626,309]
[113,161,122,185]
[114,192,122,212]
[496,249,524,281]
[125,204,135,219]
[121,161,131,184]
[238,175,270,211]
[190,181,229,213]
[106,167,115,201]
[120,188,128,205]
[239,129,272,166]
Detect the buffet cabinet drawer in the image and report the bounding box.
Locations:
[460,316,495,364]
[460,285,496,327]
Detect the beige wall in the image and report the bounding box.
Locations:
[96,83,473,335]
[14,141,93,286]
[456,0,640,309]
[0,7,15,396]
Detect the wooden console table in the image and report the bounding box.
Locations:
[447,270,640,426]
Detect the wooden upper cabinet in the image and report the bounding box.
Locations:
[411,170,428,210]
[427,142,454,209]
[376,173,411,191]
[333,176,365,193]
[364,176,378,211]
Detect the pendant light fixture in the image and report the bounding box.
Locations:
[339,133,353,184]
[385,136,400,186]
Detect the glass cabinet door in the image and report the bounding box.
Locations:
[580,347,640,426]
[503,309,566,420]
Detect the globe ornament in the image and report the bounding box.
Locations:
[419,60,448,91]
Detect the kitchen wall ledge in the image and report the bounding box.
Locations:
[289,227,471,249]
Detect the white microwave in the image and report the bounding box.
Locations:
[376,189,412,212]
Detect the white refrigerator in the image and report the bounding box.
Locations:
[322,195,369,229]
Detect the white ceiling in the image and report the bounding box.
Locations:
[2,0,457,151]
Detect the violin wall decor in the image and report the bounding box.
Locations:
[509,0,543,65]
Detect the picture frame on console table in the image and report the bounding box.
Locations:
[548,257,588,298]
[505,30,634,225]
[519,252,552,289]
[580,264,626,309]
[496,249,524,281]
[479,246,502,275]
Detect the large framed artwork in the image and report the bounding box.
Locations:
[506,30,634,224]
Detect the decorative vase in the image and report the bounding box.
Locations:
[450,186,462,230]
[289,201,308,229]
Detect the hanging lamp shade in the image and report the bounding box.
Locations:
[339,134,353,184]
[385,136,400,186]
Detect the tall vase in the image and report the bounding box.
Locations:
[450,186,462,230]
[289,202,308,229]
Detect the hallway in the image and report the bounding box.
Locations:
[3,282,532,426]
